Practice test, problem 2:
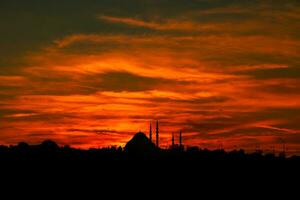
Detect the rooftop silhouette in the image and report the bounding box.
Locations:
[0,138,299,163]
[124,132,157,154]
[0,122,299,167]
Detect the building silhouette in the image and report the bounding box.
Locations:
[179,130,182,148]
[149,122,152,143]
[172,132,175,149]
[124,131,157,154]
[156,120,159,148]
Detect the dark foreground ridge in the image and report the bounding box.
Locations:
[1,132,300,190]
[1,132,299,164]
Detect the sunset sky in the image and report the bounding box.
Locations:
[1,0,300,154]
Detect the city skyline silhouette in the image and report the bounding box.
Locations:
[1,0,300,156]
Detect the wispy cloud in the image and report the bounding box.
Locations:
[98,15,221,32]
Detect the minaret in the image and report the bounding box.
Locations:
[149,122,152,142]
[179,130,182,149]
[156,120,159,148]
[172,132,175,149]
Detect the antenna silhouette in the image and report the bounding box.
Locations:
[279,138,286,157]
[179,130,182,150]
[217,140,223,150]
[149,122,152,142]
[171,132,175,149]
[156,120,159,148]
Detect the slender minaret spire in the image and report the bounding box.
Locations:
[172,132,175,149]
[156,120,159,148]
[179,130,182,149]
[149,122,152,142]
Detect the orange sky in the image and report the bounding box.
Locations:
[1,0,300,155]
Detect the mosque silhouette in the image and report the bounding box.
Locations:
[125,120,184,154]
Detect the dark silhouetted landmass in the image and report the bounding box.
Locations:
[1,134,299,165]
[1,133,300,191]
